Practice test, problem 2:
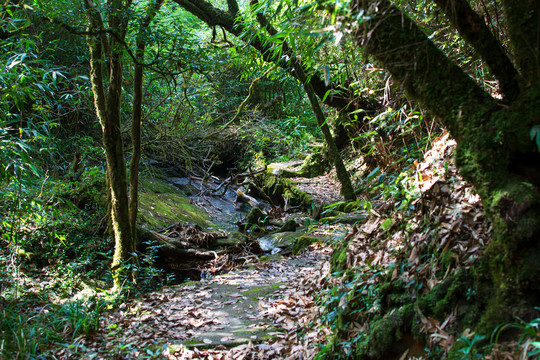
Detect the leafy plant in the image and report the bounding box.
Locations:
[0,297,104,359]
[456,332,486,359]
[492,312,540,358]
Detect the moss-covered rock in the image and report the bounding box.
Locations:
[259,173,314,210]
[257,231,302,253]
[292,235,317,255]
[279,219,298,232]
[245,207,266,228]
[138,178,213,229]
[212,231,247,248]
[267,154,328,179]
[319,211,368,225]
[295,153,328,178]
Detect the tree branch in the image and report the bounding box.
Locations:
[501,0,540,84]
[352,0,497,143]
[434,0,520,101]
[171,0,376,114]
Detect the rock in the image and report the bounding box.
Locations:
[213,232,247,248]
[296,153,328,178]
[267,161,303,176]
[257,231,301,253]
[279,219,298,232]
[292,235,318,255]
[245,207,266,228]
[319,211,368,225]
[168,177,196,196]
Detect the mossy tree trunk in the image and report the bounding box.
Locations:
[129,0,164,250]
[293,65,357,201]
[84,0,164,290]
[351,0,540,329]
[251,2,356,201]
[84,0,136,289]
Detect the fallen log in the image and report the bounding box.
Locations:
[144,228,220,261]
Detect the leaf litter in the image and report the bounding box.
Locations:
[74,131,498,359]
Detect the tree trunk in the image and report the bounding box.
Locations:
[129,0,164,250]
[294,64,357,201]
[85,0,136,289]
[251,3,356,201]
[351,0,540,329]
[129,43,143,248]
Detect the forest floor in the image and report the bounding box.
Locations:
[66,132,498,359]
[79,245,332,359]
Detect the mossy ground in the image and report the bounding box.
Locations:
[138,177,213,229]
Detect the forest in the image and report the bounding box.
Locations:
[1,0,539,358]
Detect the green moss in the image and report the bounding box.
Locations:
[439,250,457,273]
[259,253,284,262]
[330,239,351,272]
[379,279,413,311]
[246,207,266,227]
[475,180,540,331]
[138,188,212,229]
[259,173,314,209]
[242,283,285,299]
[279,219,298,232]
[353,304,415,359]
[213,232,247,248]
[261,174,285,204]
[296,153,328,178]
[416,268,480,327]
[142,179,178,194]
[292,235,317,255]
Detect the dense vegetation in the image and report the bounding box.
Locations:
[1,0,539,358]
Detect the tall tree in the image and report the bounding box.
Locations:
[350,0,540,329]
[129,0,165,258]
[252,2,356,201]
[83,0,136,288]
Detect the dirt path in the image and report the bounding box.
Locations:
[289,173,343,206]
[83,247,331,359]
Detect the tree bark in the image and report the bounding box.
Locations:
[129,0,164,250]
[294,64,357,201]
[501,0,540,84]
[85,0,136,289]
[351,0,540,330]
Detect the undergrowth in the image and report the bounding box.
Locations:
[0,166,172,357]
[315,105,539,359]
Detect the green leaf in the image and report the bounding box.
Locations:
[349,108,365,115]
[324,65,330,86]
[268,32,286,43]
[366,167,380,181]
[322,89,332,102]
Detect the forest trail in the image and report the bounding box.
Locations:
[83,246,331,359]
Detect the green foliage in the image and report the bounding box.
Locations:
[316,265,387,359]
[237,110,321,168]
[455,333,486,360]
[136,238,175,291]
[491,312,540,358]
[0,296,104,359]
